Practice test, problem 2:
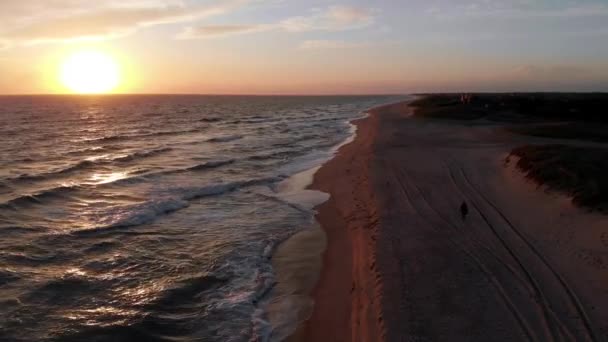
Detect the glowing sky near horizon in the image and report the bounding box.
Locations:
[0,0,608,94]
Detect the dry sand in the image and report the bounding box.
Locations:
[299,101,608,341]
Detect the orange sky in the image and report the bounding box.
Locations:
[1,0,608,94]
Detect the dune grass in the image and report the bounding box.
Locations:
[411,94,608,210]
[411,93,608,123]
[508,123,608,143]
[510,145,608,211]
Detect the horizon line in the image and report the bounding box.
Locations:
[0,92,409,97]
[1,91,607,97]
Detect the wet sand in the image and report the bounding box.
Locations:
[298,100,608,341]
[265,225,326,341]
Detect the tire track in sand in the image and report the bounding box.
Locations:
[453,165,597,341]
[388,163,537,341]
[446,163,574,342]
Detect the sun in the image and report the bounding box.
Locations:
[60,51,120,94]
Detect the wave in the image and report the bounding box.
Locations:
[179,177,278,202]
[64,145,120,157]
[247,151,289,161]
[0,181,11,193]
[212,242,278,341]
[250,151,301,162]
[0,250,59,266]
[75,177,279,234]
[68,198,190,236]
[246,147,311,162]
[13,157,36,163]
[82,128,206,144]
[0,127,28,136]
[4,158,236,207]
[102,198,190,228]
[112,147,173,162]
[152,128,205,137]
[52,273,226,341]
[111,159,236,186]
[154,273,225,307]
[0,225,44,235]
[0,185,79,210]
[83,240,120,253]
[24,273,100,304]
[8,148,173,183]
[250,191,309,214]
[1,160,238,210]
[199,117,223,123]
[292,134,319,144]
[226,116,273,125]
[185,159,235,171]
[0,268,21,286]
[23,160,97,181]
[206,135,243,143]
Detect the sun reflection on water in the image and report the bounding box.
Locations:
[64,306,140,327]
[84,154,110,162]
[64,267,88,277]
[88,171,129,185]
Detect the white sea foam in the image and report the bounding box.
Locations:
[256,98,411,341]
[252,110,370,342]
[274,110,367,209]
[105,198,190,228]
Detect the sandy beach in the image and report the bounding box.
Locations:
[299,99,608,341]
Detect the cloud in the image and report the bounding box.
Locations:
[178,5,376,39]
[177,24,270,39]
[0,0,248,45]
[299,39,367,50]
[280,5,375,32]
[1,2,376,45]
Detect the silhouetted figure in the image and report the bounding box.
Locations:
[460,201,469,221]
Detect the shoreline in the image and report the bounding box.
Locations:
[264,104,386,341]
[268,100,408,341]
[293,102,404,342]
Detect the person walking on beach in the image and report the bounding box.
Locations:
[460,201,469,221]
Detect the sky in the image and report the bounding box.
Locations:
[0,0,608,94]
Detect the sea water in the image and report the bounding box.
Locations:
[0,95,399,341]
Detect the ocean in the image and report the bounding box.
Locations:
[0,95,399,341]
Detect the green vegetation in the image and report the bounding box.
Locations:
[508,123,608,143]
[411,93,608,123]
[510,145,608,211]
[409,95,488,120]
[411,94,608,211]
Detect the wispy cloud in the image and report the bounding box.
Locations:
[0,0,249,45]
[1,2,377,45]
[299,39,368,50]
[280,5,375,32]
[177,24,271,39]
[178,5,376,40]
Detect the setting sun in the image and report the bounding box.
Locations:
[60,51,120,94]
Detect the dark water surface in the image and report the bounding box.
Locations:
[0,95,398,341]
